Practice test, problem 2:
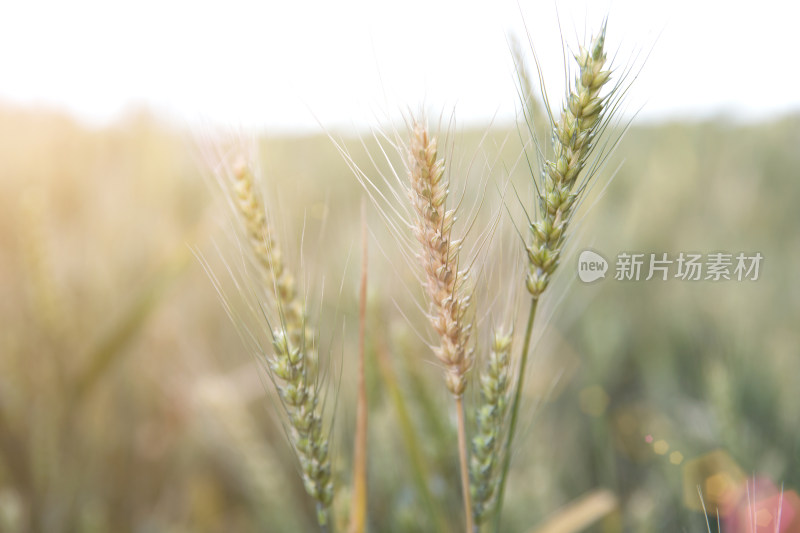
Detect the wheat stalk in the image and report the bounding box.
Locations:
[493,22,619,530]
[406,121,475,532]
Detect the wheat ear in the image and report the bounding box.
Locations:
[525,26,612,299]
[231,161,333,527]
[493,24,615,531]
[407,123,474,397]
[233,161,315,362]
[406,121,474,532]
[470,329,513,523]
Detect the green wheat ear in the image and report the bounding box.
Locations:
[525,25,613,299]
[470,329,513,523]
[227,159,333,527]
[494,21,629,531]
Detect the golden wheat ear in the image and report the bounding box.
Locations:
[405,120,476,533]
[406,121,474,398]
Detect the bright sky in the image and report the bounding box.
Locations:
[1,0,797,132]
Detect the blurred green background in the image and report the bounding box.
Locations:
[0,103,798,532]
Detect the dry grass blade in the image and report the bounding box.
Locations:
[347,199,369,533]
[528,489,618,533]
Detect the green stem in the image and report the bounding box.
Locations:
[317,503,329,533]
[456,396,474,533]
[492,298,538,533]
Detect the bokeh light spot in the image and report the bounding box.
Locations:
[705,472,738,503]
[681,449,745,511]
[723,485,800,532]
[654,440,669,455]
[756,508,773,527]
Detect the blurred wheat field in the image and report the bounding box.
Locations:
[1,103,799,532]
